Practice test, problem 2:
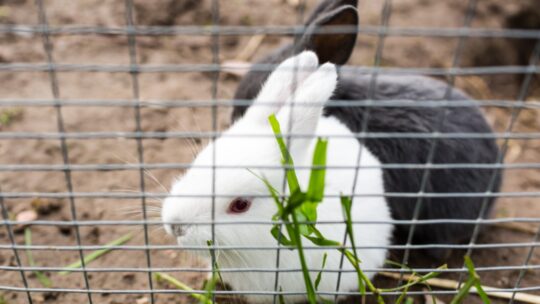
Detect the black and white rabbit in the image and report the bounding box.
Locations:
[162,1,501,303]
[232,0,502,260]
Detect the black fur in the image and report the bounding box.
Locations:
[231,1,502,259]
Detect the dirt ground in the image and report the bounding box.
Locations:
[0,0,539,303]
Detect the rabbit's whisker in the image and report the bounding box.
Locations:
[174,115,203,159]
[110,154,170,193]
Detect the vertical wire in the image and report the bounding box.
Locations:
[34,0,93,302]
[397,0,478,290]
[210,0,220,302]
[333,0,393,301]
[272,2,307,303]
[123,1,155,302]
[509,225,540,304]
[507,40,540,304]
[0,186,33,304]
[458,39,540,288]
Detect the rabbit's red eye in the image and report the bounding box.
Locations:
[227,198,252,214]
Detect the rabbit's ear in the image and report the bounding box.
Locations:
[243,51,319,123]
[298,5,359,65]
[277,62,338,154]
[304,0,358,26]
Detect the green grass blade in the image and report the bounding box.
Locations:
[154,272,212,304]
[294,209,312,236]
[202,276,217,304]
[290,211,317,304]
[464,256,479,280]
[269,114,300,194]
[248,169,284,214]
[380,265,446,292]
[382,259,446,303]
[384,259,414,271]
[340,196,385,303]
[307,138,327,203]
[203,240,224,304]
[423,276,439,304]
[304,235,341,247]
[283,190,306,216]
[59,232,133,275]
[340,195,372,298]
[394,263,419,304]
[474,280,491,304]
[207,240,225,285]
[385,259,415,303]
[278,286,286,304]
[271,225,294,245]
[395,279,412,304]
[450,277,475,304]
[342,250,366,295]
[304,225,340,247]
[24,228,52,287]
[314,253,328,290]
[464,256,491,304]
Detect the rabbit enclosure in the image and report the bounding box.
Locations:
[1,0,540,303]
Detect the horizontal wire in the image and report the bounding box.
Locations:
[1,242,539,251]
[3,217,540,227]
[0,131,539,140]
[1,98,540,109]
[0,285,538,296]
[1,191,538,199]
[1,24,540,39]
[0,162,539,172]
[1,264,538,274]
[1,62,539,75]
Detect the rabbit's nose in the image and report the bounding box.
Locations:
[170,224,189,237]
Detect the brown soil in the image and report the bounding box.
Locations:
[0,0,539,303]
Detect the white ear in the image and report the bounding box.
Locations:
[277,62,338,154]
[243,51,319,122]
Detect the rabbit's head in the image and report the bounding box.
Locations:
[162,51,338,255]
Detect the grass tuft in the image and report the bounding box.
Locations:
[24,228,53,288]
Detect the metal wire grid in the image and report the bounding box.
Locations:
[0,0,539,303]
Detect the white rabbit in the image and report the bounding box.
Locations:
[162,51,392,303]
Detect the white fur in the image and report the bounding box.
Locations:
[162,51,392,303]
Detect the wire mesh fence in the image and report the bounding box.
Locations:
[0,0,539,303]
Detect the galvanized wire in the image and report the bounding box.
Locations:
[2,62,539,75]
[0,285,538,297]
[1,24,540,39]
[34,0,93,302]
[124,1,155,302]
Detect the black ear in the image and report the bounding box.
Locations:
[231,1,359,120]
[304,0,358,25]
[298,5,358,65]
